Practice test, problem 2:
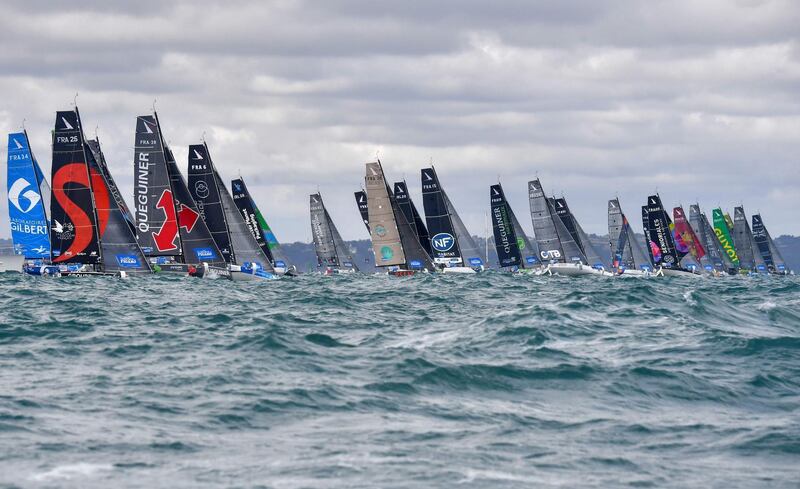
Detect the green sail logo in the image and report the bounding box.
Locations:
[713,209,739,266]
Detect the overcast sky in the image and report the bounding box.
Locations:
[1,0,799,243]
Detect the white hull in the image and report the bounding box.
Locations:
[229,264,278,281]
[658,267,703,278]
[442,266,477,274]
[0,255,25,273]
[540,263,613,277]
[614,268,653,277]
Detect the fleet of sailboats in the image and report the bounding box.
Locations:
[4,107,794,279]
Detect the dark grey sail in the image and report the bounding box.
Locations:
[642,195,680,268]
[310,193,358,271]
[422,167,463,265]
[87,139,134,232]
[393,181,433,257]
[188,143,234,263]
[560,198,606,269]
[354,190,370,232]
[164,144,225,266]
[549,198,586,264]
[527,179,564,263]
[133,115,181,258]
[689,204,726,273]
[86,140,151,273]
[733,206,766,273]
[444,191,484,268]
[490,184,521,268]
[215,169,273,270]
[608,198,636,270]
[752,214,788,274]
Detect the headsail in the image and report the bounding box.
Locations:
[490,184,521,268]
[7,131,50,259]
[354,190,370,232]
[86,139,151,273]
[49,109,101,264]
[232,178,272,263]
[393,181,433,257]
[188,143,234,263]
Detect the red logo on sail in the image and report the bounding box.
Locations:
[152,189,179,251]
[52,163,96,263]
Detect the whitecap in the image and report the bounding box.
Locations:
[29,462,113,482]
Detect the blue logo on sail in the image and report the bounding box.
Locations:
[431,233,455,252]
[525,256,538,265]
[409,259,423,269]
[194,247,218,260]
[116,254,141,268]
[274,260,286,268]
[468,257,484,267]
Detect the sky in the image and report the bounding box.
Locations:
[1,0,799,243]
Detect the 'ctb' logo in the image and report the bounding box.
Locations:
[431,233,455,252]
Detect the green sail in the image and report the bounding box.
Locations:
[713,208,739,267]
[253,206,279,251]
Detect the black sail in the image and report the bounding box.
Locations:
[49,108,101,264]
[421,167,462,264]
[232,178,273,263]
[733,206,766,273]
[393,181,433,257]
[554,197,604,268]
[86,140,151,273]
[188,143,234,263]
[752,214,788,274]
[642,194,679,268]
[133,115,180,257]
[164,145,225,266]
[490,184,521,268]
[354,190,370,232]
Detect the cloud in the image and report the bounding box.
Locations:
[1,0,799,244]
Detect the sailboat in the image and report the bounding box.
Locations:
[672,206,707,273]
[231,177,296,275]
[688,204,735,275]
[6,130,51,273]
[46,107,150,277]
[733,206,768,275]
[551,196,608,272]
[354,190,370,233]
[752,214,790,275]
[187,142,276,280]
[607,198,652,276]
[366,161,434,275]
[310,192,359,274]
[421,166,484,273]
[490,183,540,271]
[641,195,699,277]
[132,113,228,277]
[527,179,609,276]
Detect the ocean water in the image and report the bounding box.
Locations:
[0,272,799,488]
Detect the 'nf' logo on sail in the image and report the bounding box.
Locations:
[431,233,455,252]
[61,117,74,130]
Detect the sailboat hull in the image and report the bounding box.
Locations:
[543,263,613,277]
[229,264,278,281]
[614,268,652,277]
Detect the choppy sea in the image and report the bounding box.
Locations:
[0,272,799,488]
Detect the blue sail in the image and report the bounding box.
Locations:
[7,132,50,259]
